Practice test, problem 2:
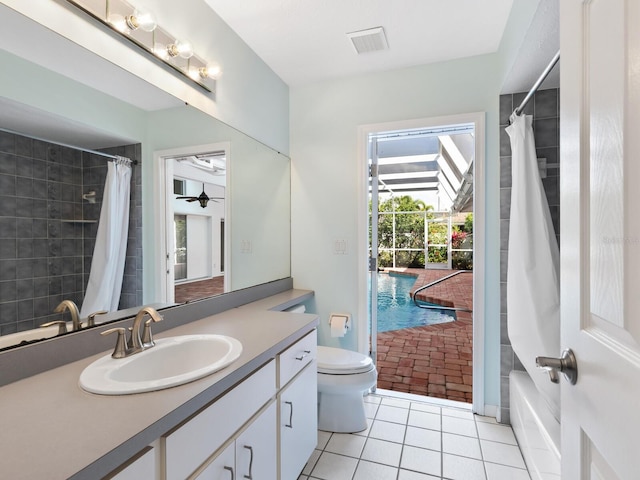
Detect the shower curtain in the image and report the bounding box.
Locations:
[80,156,132,318]
[506,114,561,417]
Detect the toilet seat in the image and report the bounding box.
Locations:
[317,346,373,375]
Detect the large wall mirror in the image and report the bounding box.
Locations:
[0,4,291,350]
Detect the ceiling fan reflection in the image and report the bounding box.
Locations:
[176,183,224,208]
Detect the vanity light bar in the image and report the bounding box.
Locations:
[65,0,222,92]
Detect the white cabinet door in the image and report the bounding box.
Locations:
[236,402,278,480]
[560,1,640,478]
[279,362,317,480]
[196,443,235,480]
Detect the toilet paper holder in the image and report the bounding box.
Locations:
[329,313,351,330]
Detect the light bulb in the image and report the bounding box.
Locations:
[132,9,156,32]
[198,64,222,79]
[175,40,193,59]
[165,40,193,59]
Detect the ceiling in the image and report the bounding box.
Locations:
[0,0,559,152]
[204,0,515,87]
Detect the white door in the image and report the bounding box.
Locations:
[560,0,640,478]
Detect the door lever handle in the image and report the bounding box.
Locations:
[536,348,578,385]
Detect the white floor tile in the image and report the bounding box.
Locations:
[325,433,367,458]
[364,394,382,404]
[381,397,412,409]
[408,410,441,430]
[442,453,487,480]
[365,401,380,419]
[317,430,332,450]
[410,402,441,414]
[400,445,441,477]
[485,462,531,480]
[361,438,403,467]
[310,452,358,480]
[442,432,482,459]
[442,407,474,420]
[353,460,398,480]
[352,422,372,437]
[475,415,498,424]
[480,440,526,469]
[442,415,477,437]
[376,405,410,424]
[297,475,309,480]
[324,433,367,458]
[404,425,441,451]
[369,419,407,443]
[476,422,518,445]
[310,392,530,480]
[398,470,441,480]
[302,449,322,475]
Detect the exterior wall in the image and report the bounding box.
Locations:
[0,131,142,335]
[498,87,560,423]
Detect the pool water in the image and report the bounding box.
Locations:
[371,273,456,332]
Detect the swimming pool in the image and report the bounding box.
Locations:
[371,273,456,332]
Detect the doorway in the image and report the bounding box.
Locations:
[359,113,485,412]
[154,143,230,305]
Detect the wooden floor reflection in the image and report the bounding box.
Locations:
[174,276,225,304]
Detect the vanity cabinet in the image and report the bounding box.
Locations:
[277,331,317,480]
[197,402,277,480]
[102,329,318,480]
[163,360,276,480]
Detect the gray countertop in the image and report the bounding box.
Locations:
[0,290,317,480]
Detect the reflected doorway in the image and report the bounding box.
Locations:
[159,143,230,304]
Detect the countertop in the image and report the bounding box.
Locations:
[0,290,317,480]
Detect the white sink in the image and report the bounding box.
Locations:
[79,334,243,395]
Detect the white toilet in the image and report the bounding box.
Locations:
[317,345,378,433]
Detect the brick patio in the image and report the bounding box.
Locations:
[376,268,474,403]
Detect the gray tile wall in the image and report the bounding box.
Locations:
[0,131,142,336]
[498,88,560,424]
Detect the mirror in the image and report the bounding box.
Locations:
[0,10,291,349]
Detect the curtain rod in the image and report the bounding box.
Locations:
[0,127,138,165]
[513,50,560,116]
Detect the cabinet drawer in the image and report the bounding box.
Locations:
[164,360,276,480]
[278,330,317,388]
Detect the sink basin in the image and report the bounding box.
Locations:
[79,334,243,395]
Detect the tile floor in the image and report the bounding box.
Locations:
[299,393,530,480]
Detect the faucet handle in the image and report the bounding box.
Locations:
[40,320,68,335]
[101,328,128,359]
[142,315,162,348]
[87,310,108,327]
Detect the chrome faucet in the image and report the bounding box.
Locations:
[102,306,163,359]
[54,300,81,331]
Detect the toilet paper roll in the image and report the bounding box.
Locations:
[330,315,349,337]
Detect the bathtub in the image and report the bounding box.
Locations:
[510,371,561,480]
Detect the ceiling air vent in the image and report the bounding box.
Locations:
[347,27,388,54]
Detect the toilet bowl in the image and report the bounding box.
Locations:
[317,345,377,433]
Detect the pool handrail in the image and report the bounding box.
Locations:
[411,270,473,312]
